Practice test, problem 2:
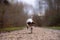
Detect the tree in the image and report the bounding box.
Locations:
[0,0,9,28]
[3,2,28,27]
[44,0,60,26]
[0,1,28,28]
[35,0,60,26]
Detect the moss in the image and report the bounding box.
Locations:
[0,26,25,32]
[46,26,60,30]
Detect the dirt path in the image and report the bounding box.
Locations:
[0,27,60,40]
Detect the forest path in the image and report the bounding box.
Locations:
[0,27,60,40]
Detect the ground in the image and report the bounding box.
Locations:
[0,27,60,40]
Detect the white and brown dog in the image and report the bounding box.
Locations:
[26,18,35,33]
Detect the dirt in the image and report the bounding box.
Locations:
[0,27,60,40]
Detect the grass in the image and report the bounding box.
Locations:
[45,26,60,30]
[0,27,25,32]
